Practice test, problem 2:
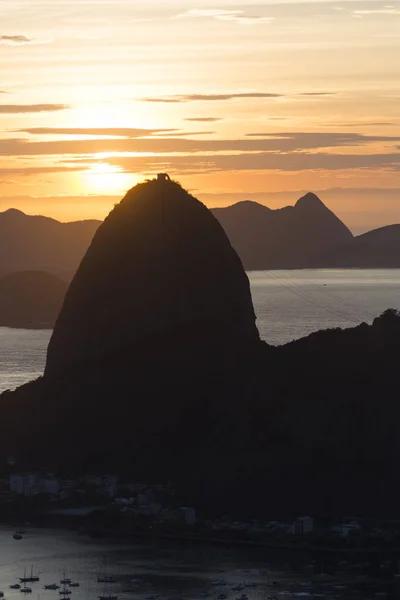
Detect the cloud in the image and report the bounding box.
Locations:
[173,9,274,25]
[15,127,178,137]
[88,151,400,175]
[298,92,337,96]
[0,166,84,176]
[331,121,396,127]
[185,117,222,122]
[142,92,283,103]
[151,131,216,137]
[2,132,400,157]
[0,35,32,44]
[142,91,336,103]
[354,7,400,15]
[0,104,69,114]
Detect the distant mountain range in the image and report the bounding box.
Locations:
[0,208,100,280]
[0,194,399,277]
[0,271,67,329]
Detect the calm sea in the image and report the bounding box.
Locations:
[1,269,400,393]
[0,526,389,599]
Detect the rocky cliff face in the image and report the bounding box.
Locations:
[46,177,259,374]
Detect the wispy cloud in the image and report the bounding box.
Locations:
[15,127,178,137]
[0,35,32,44]
[0,34,53,45]
[298,92,337,96]
[142,91,336,103]
[354,6,400,15]
[3,132,400,157]
[173,8,274,25]
[142,92,283,103]
[0,104,69,114]
[0,166,84,176]
[78,151,400,175]
[185,117,222,122]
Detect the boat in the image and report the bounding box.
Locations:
[59,577,72,596]
[13,533,23,540]
[98,584,117,600]
[43,585,60,590]
[20,588,32,594]
[0,592,4,598]
[20,567,39,583]
[97,557,116,585]
[68,584,79,588]
[10,585,21,590]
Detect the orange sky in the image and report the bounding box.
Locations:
[1,0,400,232]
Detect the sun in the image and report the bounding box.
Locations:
[82,162,137,195]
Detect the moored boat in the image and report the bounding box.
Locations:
[44,585,60,590]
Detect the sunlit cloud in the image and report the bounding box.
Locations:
[142,91,336,103]
[14,127,178,138]
[0,104,69,114]
[185,118,222,122]
[173,8,275,25]
[76,151,400,175]
[0,35,31,44]
[2,132,400,157]
[142,92,283,103]
[354,6,400,15]
[0,166,84,176]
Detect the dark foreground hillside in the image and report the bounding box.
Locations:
[1,178,399,520]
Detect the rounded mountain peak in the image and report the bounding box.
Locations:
[45,176,259,374]
[296,192,324,209]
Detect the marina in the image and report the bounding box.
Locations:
[0,526,396,600]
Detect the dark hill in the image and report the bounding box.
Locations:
[212,193,353,270]
[1,182,400,519]
[0,177,262,502]
[46,176,259,375]
[0,271,67,328]
[2,195,400,274]
[318,224,400,268]
[0,208,100,280]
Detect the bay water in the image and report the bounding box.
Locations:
[1,269,400,393]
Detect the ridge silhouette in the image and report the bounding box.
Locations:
[1,178,400,519]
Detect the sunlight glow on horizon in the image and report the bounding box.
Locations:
[1,0,400,229]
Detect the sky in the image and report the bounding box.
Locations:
[1,0,400,232]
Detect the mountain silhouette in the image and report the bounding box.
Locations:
[212,193,353,269]
[1,194,400,275]
[0,271,67,329]
[46,176,259,374]
[0,208,100,280]
[1,179,400,519]
[320,224,400,268]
